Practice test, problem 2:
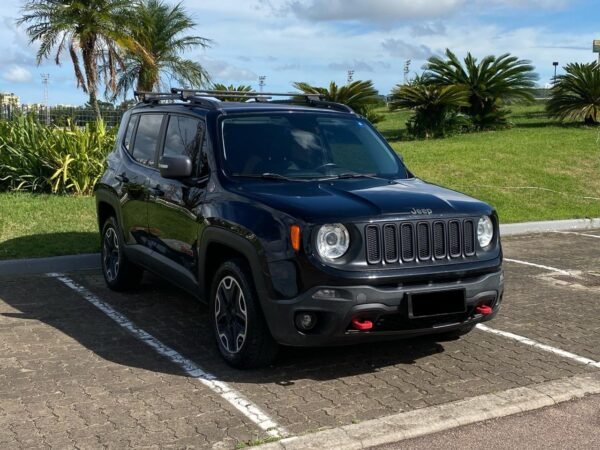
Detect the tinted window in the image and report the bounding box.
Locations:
[131,114,164,166]
[163,115,203,159]
[122,114,138,153]
[222,114,407,179]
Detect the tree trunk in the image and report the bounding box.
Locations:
[89,89,101,120]
[82,36,101,120]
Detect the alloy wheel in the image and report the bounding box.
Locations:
[214,275,248,354]
[103,227,120,282]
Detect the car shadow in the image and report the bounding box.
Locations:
[0,271,448,384]
[0,232,99,260]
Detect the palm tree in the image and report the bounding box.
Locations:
[211,83,253,102]
[292,80,382,122]
[389,76,470,138]
[425,49,538,129]
[19,0,142,118]
[112,0,210,98]
[547,62,600,124]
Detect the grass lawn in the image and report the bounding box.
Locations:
[1,102,598,259]
[379,103,600,223]
[0,193,98,260]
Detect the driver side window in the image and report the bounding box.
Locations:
[163,115,207,177]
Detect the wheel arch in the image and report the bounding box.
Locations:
[198,227,270,305]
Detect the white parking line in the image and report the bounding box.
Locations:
[48,273,288,439]
[504,258,573,275]
[552,231,600,239]
[477,324,600,369]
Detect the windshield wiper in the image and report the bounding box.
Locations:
[233,172,309,182]
[321,172,399,184]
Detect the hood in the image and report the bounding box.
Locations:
[230,177,492,223]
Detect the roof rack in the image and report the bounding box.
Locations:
[134,89,355,113]
[134,90,220,109]
[171,88,355,113]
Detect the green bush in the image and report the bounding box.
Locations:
[389,77,471,139]
[547,62,600,124]
[0,116,115,195]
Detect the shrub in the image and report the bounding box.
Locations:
[425,49,538,129]
[0,116,115,195]
[389,77,471,139]
[547,62,600,124]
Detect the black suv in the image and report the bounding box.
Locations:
[95,88,503,368]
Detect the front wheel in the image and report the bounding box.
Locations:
[101,217,143,291]
[210,259,278,369]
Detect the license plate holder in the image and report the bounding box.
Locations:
[408,289,466,318]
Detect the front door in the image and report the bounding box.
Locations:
[146,114,207,278]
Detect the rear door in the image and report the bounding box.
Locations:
[118,112,165,248]
[146,114,207,279]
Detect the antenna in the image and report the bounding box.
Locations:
[41,73,50,125]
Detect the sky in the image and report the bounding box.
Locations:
[1,0,599,105]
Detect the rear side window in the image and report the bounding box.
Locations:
[163,115,203,159]
[131,114,164,166]
[122,114,138,153]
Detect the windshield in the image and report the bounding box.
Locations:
[221,113,409,180]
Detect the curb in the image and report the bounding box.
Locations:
[0,253,100,277]
[500,218,600,236]
[256,372,600,450]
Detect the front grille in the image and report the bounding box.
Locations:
[365,219,477,266]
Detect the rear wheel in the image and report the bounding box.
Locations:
[101,217,143,291]
[210,259,278,369]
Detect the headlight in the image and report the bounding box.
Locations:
[316,224,350,260]
[477,216,494,248]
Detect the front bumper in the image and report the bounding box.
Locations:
[261,269,504,346]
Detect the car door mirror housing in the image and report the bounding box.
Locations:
[158,155,193,179]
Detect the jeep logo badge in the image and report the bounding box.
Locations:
[410,208,433,215]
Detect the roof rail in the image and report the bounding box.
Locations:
[170,88,355,113]
[134,88,355,114]
[134,90,219,110]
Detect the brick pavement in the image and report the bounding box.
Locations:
[0,231,598,448]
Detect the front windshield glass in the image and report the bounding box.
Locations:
[221,113,409,180]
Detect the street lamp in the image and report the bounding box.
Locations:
[552,62,559,85]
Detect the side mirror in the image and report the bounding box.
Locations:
[158,154,193,179]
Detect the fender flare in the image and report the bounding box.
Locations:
[197,226,270,301]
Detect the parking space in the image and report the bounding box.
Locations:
[1,231,599,448]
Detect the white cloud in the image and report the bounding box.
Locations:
[328,60,375,73]
[382,39,437,60]
[486,0,572,8]
[197,56,258,82]
[282,0,466,22]
[3,65,32,83]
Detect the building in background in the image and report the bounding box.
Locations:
[0,92,20,107]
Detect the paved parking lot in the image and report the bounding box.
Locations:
[1,230,599,448]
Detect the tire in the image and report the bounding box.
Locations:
[100,216,144,291]
[210,259,279,369]
[435,324,475,342]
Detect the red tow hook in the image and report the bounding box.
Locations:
[351,318,374,331]
[475,305,493,316]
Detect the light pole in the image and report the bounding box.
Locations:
[552,62,559,85]
[347,70,355,84]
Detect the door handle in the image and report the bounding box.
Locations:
[115,172,129,183]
